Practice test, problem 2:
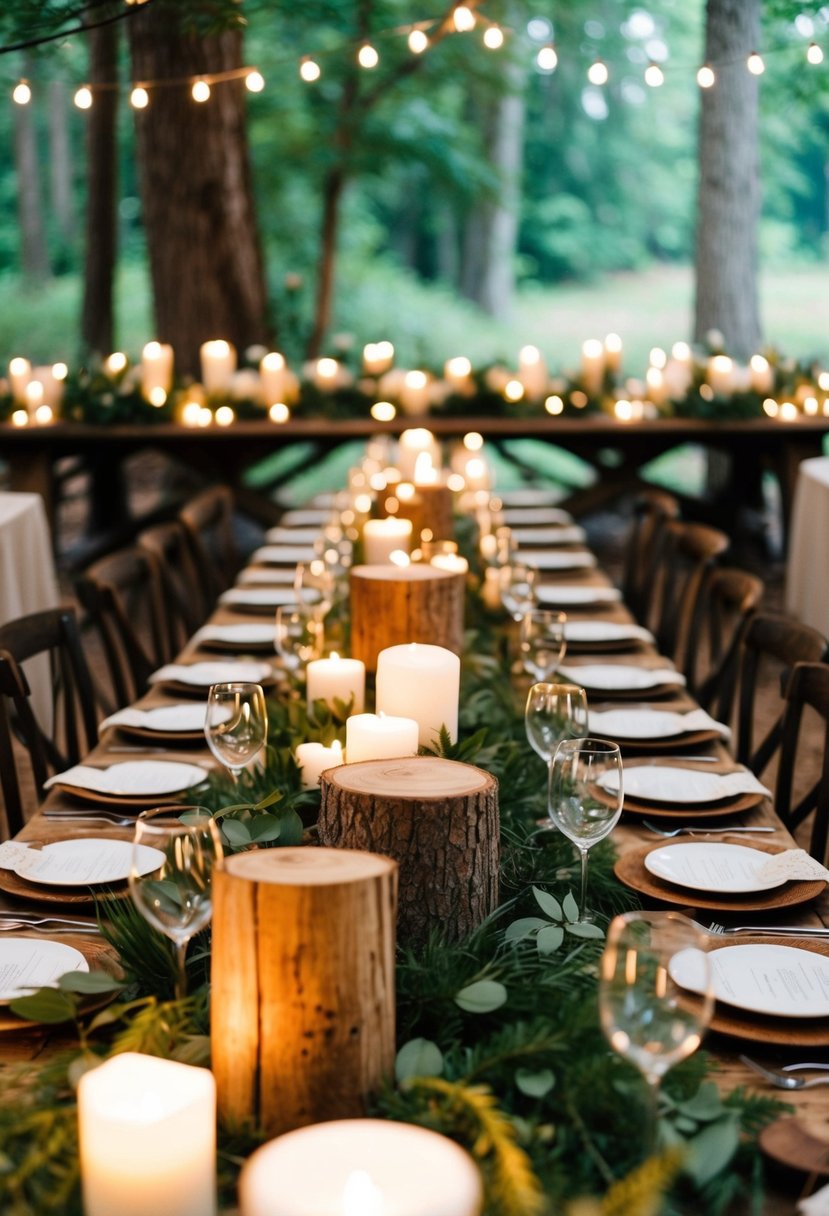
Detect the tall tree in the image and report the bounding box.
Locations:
[693,0,762,358]
[81,20,119,356]
[13,55,49,283]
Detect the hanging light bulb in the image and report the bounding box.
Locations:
[587,59,609,85]
[807,42,824,65]
[408,28,429,54]
[453,5,476,33]
[130,85,149,109]
[747,50,765,75]
[74,85,93,109]
[358,43,379,69]
[12,79,32,105]
[483,26,504,49]
[697,63,716,88]
[246,69,265,92]
[536,44,558,72]
[191,78,211,102]
[300,57,321,82]
[644,61,664,87]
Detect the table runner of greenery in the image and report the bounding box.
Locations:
[0,588,783,1216]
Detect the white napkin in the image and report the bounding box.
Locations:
[800,1185,829,1215]
[44,760,207,795]
[537,585,622,606]
[509,526,587,546]
[99,704,212,733]
[564,621,654,644]
[252,544,316,565]
[149,661,272,686]
[608,765,771,802]
[588,707,732,742]
[0,841,37,871]
[755,849,829,884]
[516,549,597,570]
[558,663,686,690]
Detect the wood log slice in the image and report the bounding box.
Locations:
[350,563,465,671]
[211,847,397,1136]
[318,756,499,945]
[397,483,454,545]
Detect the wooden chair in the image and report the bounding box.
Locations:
[684,567,764,717]
[733,613,829,780]
[621,488,680,624]
[137,519,206,641]
[650,520,730,663]
[177,485,240,606]
[0,606,99,837]
[74,546,173,708]
[776,663,829,863]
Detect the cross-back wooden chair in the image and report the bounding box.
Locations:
[137,519,206,642]
[621,488,681,624]
[733,613,829,781]
[650,519,730,664]
[776,662,829,863]
[74,546,173,708]
[0,606,99,838]
[177,485,240,607]
[684,566,764,717]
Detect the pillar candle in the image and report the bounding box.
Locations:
[399,370,431,415]
[363,341,395,375]
[306,652,366,712]
[397,428,440,481]
[200,340,237,394]
[78,1052,216,1216]
[345,712,419,763]
[707,354,735,397]
[141,341,174,399]
[444,355,473,394]
[517,345,548,399]
[604,332,623,375]
[363,517,413,564]
[376,642,460,746]
[580,338,605,398]
[749,354,774,395]
[240,1119,482,1216]
[8,356,31,403]
[260,351,286,403]
[295,739,344,788]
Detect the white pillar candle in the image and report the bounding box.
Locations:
[141,341,174,400]
[444,355,473,394]
[8,356,31,403]
[240,1119,482,1216]
[397,428,440,481]
[24,379,44,420]
[518,344,548,399]
[645,366,667,407]
[363,341,395,376]
[398,369,432,415]
[78,1052,216,1216]
[30,364,66,409]
[604,332,623,374]
[306,652,366,713]
[749,353,774,395]
[707,354,735,397]
[260,351,286,403]
[376,642,460,747]
[295,739,344,789]
[345,712,419,763]
[363,517,413,564]
[580,338,605,398]
[200,340,237,394]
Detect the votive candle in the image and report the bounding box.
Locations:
[295,739,344,788]
[306,653,366,713]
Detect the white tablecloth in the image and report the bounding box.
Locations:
[0,492,60,727]
[786,456,829,638]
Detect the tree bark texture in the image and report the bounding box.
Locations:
[13,56,49,283]
[350,564,465,671]
[48,81,76,247]
[318,756,500,945]
[81,22,118,356]
[693,0,762,359]
[128,7,270,376]
[211,847,397,1136]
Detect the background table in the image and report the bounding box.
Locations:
[786,455,829,634]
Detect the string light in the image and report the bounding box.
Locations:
[300,57,321,82]
[408,28,429,54]
[587,59,609,85]
[12,79,31,105]
[536,45,558,72]
[807,42,824,64]
[697,63,716,88]
[74,85,93,109]
[130,85,149,108]
[246,69,265,92]
[357,43,379,69]
[483,26,504,50]
[191,78,210,102]
[644,61,664,87]
[747,50,765,75]
[453,5,476,33]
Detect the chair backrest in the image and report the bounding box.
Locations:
[651,520,730,662]
[74,546,172,707]
[0,606,98,837]
[177,485,239,606]
[776,662,829,862]
[137,519,206,641]
[686,567,765,716]
[733,613,829,779]
[621,488,681,624]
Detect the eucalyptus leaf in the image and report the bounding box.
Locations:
[57,969,126,995]
[562,892,580,922]
[564,922,605,939]
[254,789,284,811]
[684,1117,740,1186]
[395,1037,444,1082]
[221,818,253,846]
[677,1081,726,1123]
[536,924,564,955]
[533,886,563,922]
[9,987,78,1023]
[278,809,305,846]
[504,917,548,943]
[515,1068,555,1098]
[454,979,508,1013]
[250,814,282,842]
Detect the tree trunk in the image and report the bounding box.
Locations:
[128,6,271,377]
[350,564,465,671]
[48,81,76,248]
[13,56,49,283]
[307,166,346,359]
[81,22,118,356]
[693,0,762,359]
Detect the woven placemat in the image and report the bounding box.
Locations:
[621,790,765,820]
[0,866,131,907]
[707,937,829,1047]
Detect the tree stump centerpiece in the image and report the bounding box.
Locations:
[350,564,465,671]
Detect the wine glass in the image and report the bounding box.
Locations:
[294,559,336,622]
[547,737,623,922]
[204,681,268,780]
[599,911,714,1151]
[129,806,224,1000]
[499,562,537,622]
[520,609,567,681]
[274,604,323,675]
[525,682,588,830]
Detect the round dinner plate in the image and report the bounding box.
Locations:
[606,765,766,805]
[12,839,164,888]
[0,938,88,1003]
[644,841,786,894]
[672,942,829,1019]
[51,760,208,800]
[537,585,622,607]
[557,664,684,695]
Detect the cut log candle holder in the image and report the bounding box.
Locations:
[211,848,397,1137]
[350,563,465,671]
[397,482,454,545]
[319,755,499,945]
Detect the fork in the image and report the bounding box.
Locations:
[43,810,138,827]
[643,820,775,837]
[0,916,101,934]
[705,920,829,938]
[740,1056,829,1089]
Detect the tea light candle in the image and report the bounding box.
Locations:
[345,711,419,763]
[306,652,366,713]
[363,517,413,564]
[141,341,174,399]
[295,739,344,788]
[200,340,237,394]
[376,642,460,746]
[240,1119,482,1216]
[78,1052,216,1216]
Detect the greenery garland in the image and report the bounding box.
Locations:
[0,592,787,1216]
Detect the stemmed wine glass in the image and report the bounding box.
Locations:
[520,609,567,681]
[295,557,336,622]
[525,682,588,768]
[547,737,624,922]
[274,604,323,676]
[129,806,224,1000]
[499,562,537,622]
[204,681,268,781]
[598,911,714,1152]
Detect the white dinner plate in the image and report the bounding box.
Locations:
[500,508,574,525]
[277,510,332,528]
[558,663,685,692]
[516,549,597,570]
[587,708,728,741]
[196,624,276,647]
[100,704,214,734]
[237,568,302,586]
[262,528,323,544]
[45,760,208,797]
[604,765,769,804]
[509,526,587,546]
[220,587,306,608]
[0,938,88,1003]
[149,661,274,687]
[12,839,165,888]
[671,943,829,1019]
[251,545,316,565]
[537,585,622,606]
[644,842,786,893]
[564,621,654,644]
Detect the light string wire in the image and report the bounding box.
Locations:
[0,0,158,57]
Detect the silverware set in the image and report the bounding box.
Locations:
[0,914,101,934]
[643,819,775,837]
[740,1056,829,1090]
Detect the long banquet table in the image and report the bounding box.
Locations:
[2,489,829,1211]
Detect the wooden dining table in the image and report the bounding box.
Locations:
[2,494,828,1212]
